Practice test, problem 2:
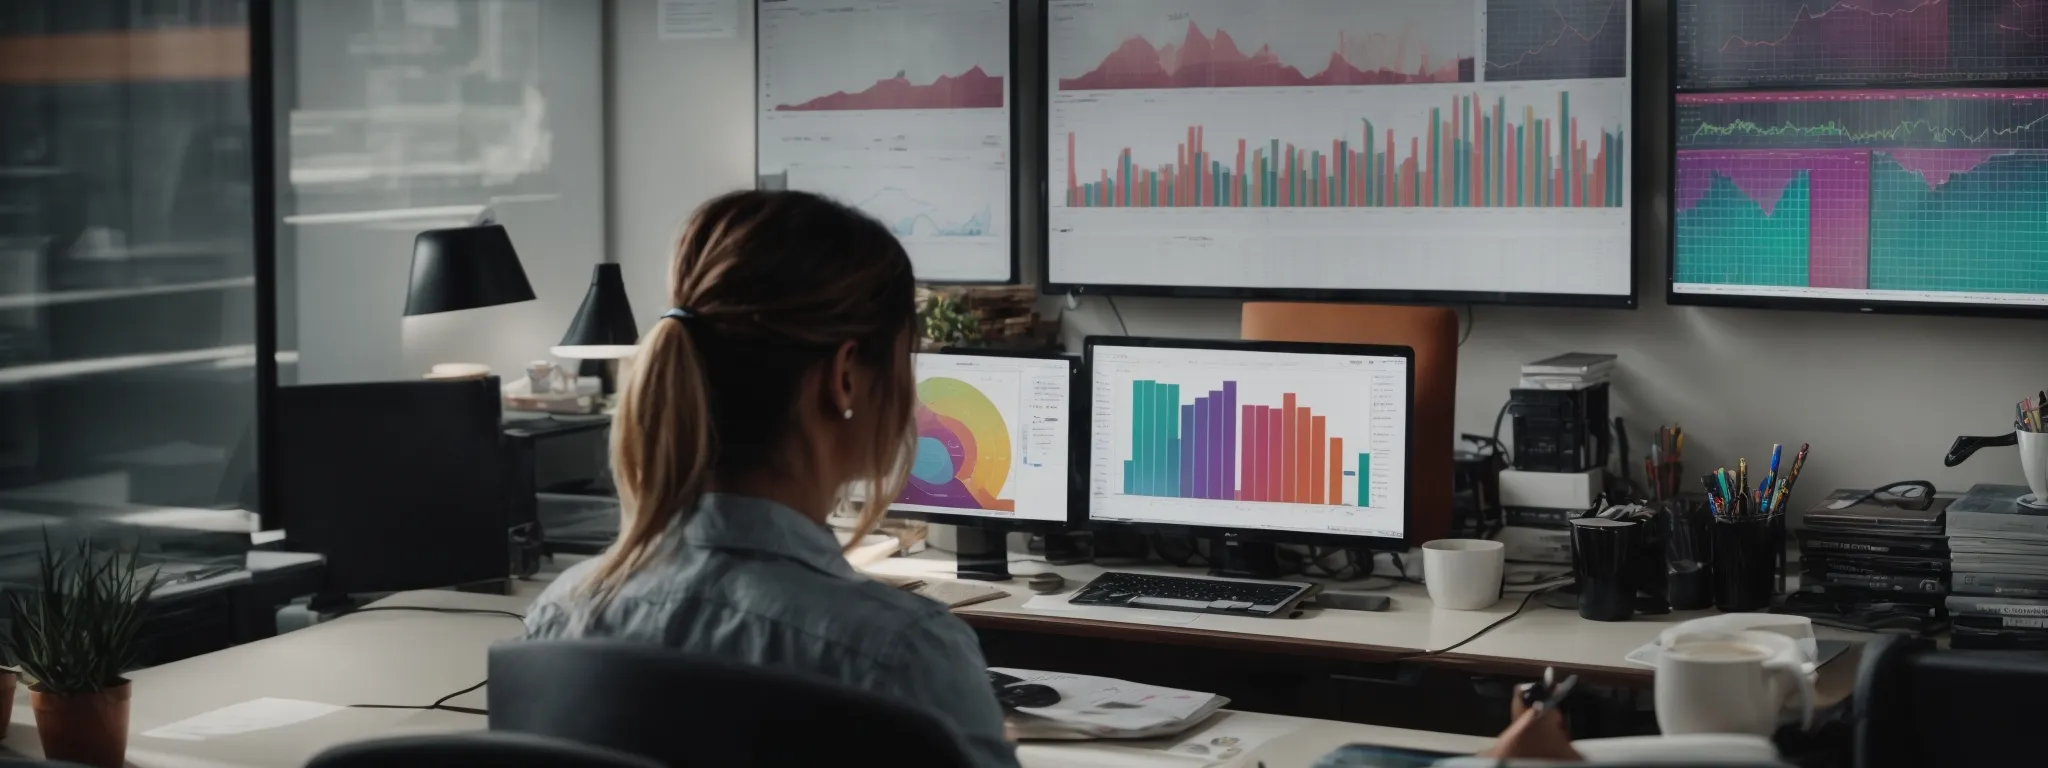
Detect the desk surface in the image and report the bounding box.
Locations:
[0,586,1488,768]
[864,551,1869,690]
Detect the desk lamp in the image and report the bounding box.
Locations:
[552,263,639,395]
[404,218,535,378]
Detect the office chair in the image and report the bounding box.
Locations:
[306,731,662,768]
[489,640,974,768]
[1242,302,1458,543]
[1853,634,2044,767]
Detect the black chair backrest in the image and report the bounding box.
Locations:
[306,731,664,768]
[489,640,973,768]
[1854,634,2048,767]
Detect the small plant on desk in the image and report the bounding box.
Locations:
[4,535,155,768]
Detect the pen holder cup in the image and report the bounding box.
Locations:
[1710,515,1780,613]
[2020,431,2048,502]
[1662,498,1713,611]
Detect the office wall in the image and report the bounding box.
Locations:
[608,0,2043,510]
[606,0,755,325]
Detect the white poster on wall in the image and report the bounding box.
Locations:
[658,0,739,40]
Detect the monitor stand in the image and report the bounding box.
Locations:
[954,526,1012,582]
[1208,535,1283,580]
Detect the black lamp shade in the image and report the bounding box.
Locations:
[404,223,537,316]
[553,263,640,359]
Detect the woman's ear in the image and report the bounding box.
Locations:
[828,340,860,418]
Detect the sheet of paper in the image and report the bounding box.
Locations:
[996,668,1228,738]
[141,698,344,741]
[1020,595,1202,627]
[1164,711,1306,764]
[658,0,738,40]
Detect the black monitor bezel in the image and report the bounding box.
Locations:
[883,346,1083,532]
[1081,335,1415,552]
[751,0,1022,286]
[1034,0,1644,309]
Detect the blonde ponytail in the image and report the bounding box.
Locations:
[585,316,714,602]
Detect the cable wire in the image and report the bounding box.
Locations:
[345,605,526,620]
[1106,296,1132,335]
[349,679,489,717]
[1457,304,1475,347]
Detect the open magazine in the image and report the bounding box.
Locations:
[994,668,1228,740]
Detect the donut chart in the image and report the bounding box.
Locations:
[903,377,1016,511]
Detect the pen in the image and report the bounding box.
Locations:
[1773,444,1809,512]
[1737,458,1748,501]
[1716,468,1734,511]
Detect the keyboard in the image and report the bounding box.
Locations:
[1067,571,1313,617]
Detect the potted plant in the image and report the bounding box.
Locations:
[6,536,154,768]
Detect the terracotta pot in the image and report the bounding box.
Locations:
[31,680,130,768]
[0,670,15,736]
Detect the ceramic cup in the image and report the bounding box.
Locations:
[1655,630,1814,737]
[1422,539,1505,611]
[2020,431,2048,503]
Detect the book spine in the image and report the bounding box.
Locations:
[1954,615,2048,630]
[1504,508,1573,527]
[1952,627,2048,650]
[1953,572,2048,597]
[1947,594,2048,617]
[1799,537,1947,556]
[1811,572,1946,594]
[1947,512,2048,536]
[1801,557,1946,577]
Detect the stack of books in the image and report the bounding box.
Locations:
[1945,484,2048,649]
[1518,352,1615,391]
[1786,488,1951,634]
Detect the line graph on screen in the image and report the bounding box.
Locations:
[1485,0,1630,81]
[1677,89,2048,149]
[1676,0,2048,88]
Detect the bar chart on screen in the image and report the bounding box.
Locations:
[1119,379,1376,508]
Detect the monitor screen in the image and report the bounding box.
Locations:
[1086,341,1409,543]
[756,0,1016,283]
[887,352,1072,523]
[1669,2,2048,315]
[1042,0,1636,305]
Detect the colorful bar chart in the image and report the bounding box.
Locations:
[1065,91,1623,209]
[1122,379,1369,507]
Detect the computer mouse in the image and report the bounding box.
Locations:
[997,682,1061,709]
[1027,572,1066,594]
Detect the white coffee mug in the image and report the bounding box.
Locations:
[1422,539,1505,611]
[1656,631,1815,737]
[2019,431,2048,503]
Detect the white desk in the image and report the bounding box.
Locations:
[0,586,1484,768]
[864,551,1869,692]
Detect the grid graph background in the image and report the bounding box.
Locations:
[1675,150,1873,288]
[1870,149,2048,293]
[1484,0,1629,81]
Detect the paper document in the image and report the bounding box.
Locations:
[141,698,344,741]
[658,0,738,39]
[995,668,1227,740]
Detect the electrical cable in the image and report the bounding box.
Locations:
[349,679,490,717]
[1390,586,1553,661]
[344,606,526,620]
[337,606,523,716]
[1457,304,1475,347]
[1106,295,1131,335]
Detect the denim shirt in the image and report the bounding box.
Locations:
[523,494,1017,768]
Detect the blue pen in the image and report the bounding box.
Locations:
[1716,468,1733,507]
[1762,444,1782,512]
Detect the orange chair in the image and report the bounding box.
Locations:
[1241,303,1457,548]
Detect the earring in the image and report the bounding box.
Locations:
[843,408,855,421]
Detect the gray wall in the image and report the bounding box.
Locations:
[608,0,2044,510]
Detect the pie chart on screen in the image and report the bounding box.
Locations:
[903,377,1015,511]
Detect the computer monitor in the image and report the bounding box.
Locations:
[885,348,1081,580]
[1085,336,1415,578]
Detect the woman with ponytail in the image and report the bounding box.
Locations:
[524,190,1015,767]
